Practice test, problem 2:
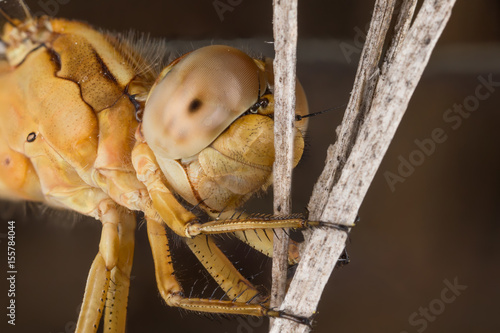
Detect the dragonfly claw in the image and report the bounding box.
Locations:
[265,307,313,327]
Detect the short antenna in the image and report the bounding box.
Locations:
[295,103,347,121]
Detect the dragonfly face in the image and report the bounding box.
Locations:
[143,44,309,212]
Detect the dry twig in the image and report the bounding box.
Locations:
[270,0,456,332]
[271,0,298,314]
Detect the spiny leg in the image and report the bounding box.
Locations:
[186,214,350,237]
[146,216,308,322]
[76,201,134,333]
[232,229,301,265]
[208,211,299,264]
[184,234,262,303]
[104,211,136,333]
[146,215,183,305]
[76,250,110,333]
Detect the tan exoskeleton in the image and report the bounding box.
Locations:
[0,1,343,331]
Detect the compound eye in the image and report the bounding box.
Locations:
[143,45,267,159]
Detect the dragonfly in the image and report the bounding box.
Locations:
[0,0,343,331]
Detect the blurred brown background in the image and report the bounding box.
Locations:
[1,0,499,332]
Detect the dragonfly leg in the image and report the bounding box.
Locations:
[232,229,301,265]
[76,201,135,333]
[132,141,198,237]
[75,248,110,333]
[185,234,263,303]
[146,216,309,324]
[103,211,135,333]
[186,215,350,237]
[146,215,189,305]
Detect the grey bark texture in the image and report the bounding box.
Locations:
[271,0,298,315]
[270,0,456,332]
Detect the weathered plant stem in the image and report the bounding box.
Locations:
[270,0,456,332]
[271,0,298,315]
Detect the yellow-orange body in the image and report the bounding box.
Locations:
[0,3,313,331]
[0,18,143,216]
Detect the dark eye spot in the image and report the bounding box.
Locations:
[259,98,269,109]
[188,98,203,113]
[27,132,36,142]
[4,157,10,166]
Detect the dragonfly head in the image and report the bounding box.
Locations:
[142,45,308,211]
